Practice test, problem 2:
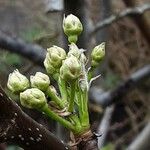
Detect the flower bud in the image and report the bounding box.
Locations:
[20,88,47,109]
[68,43,80,58]
[91,42,105,62]
[47,46,66,68]
[44,54,56,75]
[30,72,50,91]
[60,55,81,81]
[7,69,29,93]
[63,14,83,43]
[91,42,105,67]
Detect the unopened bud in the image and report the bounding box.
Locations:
[30,72,50,91]
[47,46,66,68]
[44,53,58,75]
[63,14,83,43]
[20,88,47,109]
[68,43,80,58]
[60,55,81,81]
[7,69,29,93]
[91,42,105,67]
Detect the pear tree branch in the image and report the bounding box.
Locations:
[0,30,45,66]
[90,65,150,107]
[90,3,150,36]
[0,86,69,150]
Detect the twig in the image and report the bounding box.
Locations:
[90,65,150,107]
[123,1,150,44]
[90,3,150,35]
[0,30,46,66]
[127,122,150,150]
[97,105,115,149]
[0,86,69,150]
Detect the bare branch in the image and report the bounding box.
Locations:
[0,86,69,150]
[90,3,150,35]
[123,1,150,44]
[0,30,46,66]
[90,65,150,107]
[127,122,150,150]
[97,105,115,149]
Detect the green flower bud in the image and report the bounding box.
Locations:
[47,46,66,68]
[7,69,29,93]
[30,72,50,91]
[63,14,83,43]
[91,42,105,62]
[68,43,80,58]
[20,88,47,109]
[44,53,57,75]
[60,55,81,81]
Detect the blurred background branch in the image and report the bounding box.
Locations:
[90,65,150,107]
[90,3,150,36]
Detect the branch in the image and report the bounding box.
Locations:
[127,122,150,150]
[0,86,70,150]
[90,3,150,35]
[0,30,45,66]
[123,1,150,44]
[90,65,150,107]
[97,105,114,149]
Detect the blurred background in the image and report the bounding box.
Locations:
[0,0,150,150]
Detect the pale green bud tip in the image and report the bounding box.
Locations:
[46,46,66,68]
[60,55,81,81]
[44,54,56,75]
[68,43,80,58]
[7,69,29,93]
[63,14,83,42]
[91,42,105,65]
[20,88,47,109]
[30,72,50,91]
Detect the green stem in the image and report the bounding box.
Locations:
[81,90,89,127]
[46,86,64,108]
[88,66,95,81]
[41,104,75,132]
[68,82,76,112]
[78,85,89,128]
[58,77,68,104]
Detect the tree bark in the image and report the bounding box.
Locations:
[0,86,69,150]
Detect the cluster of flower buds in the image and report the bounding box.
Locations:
[7,14,106,135]
[7,70,50,110]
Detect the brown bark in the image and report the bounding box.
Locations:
[0,86,70,150]
[70,130,99,150]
